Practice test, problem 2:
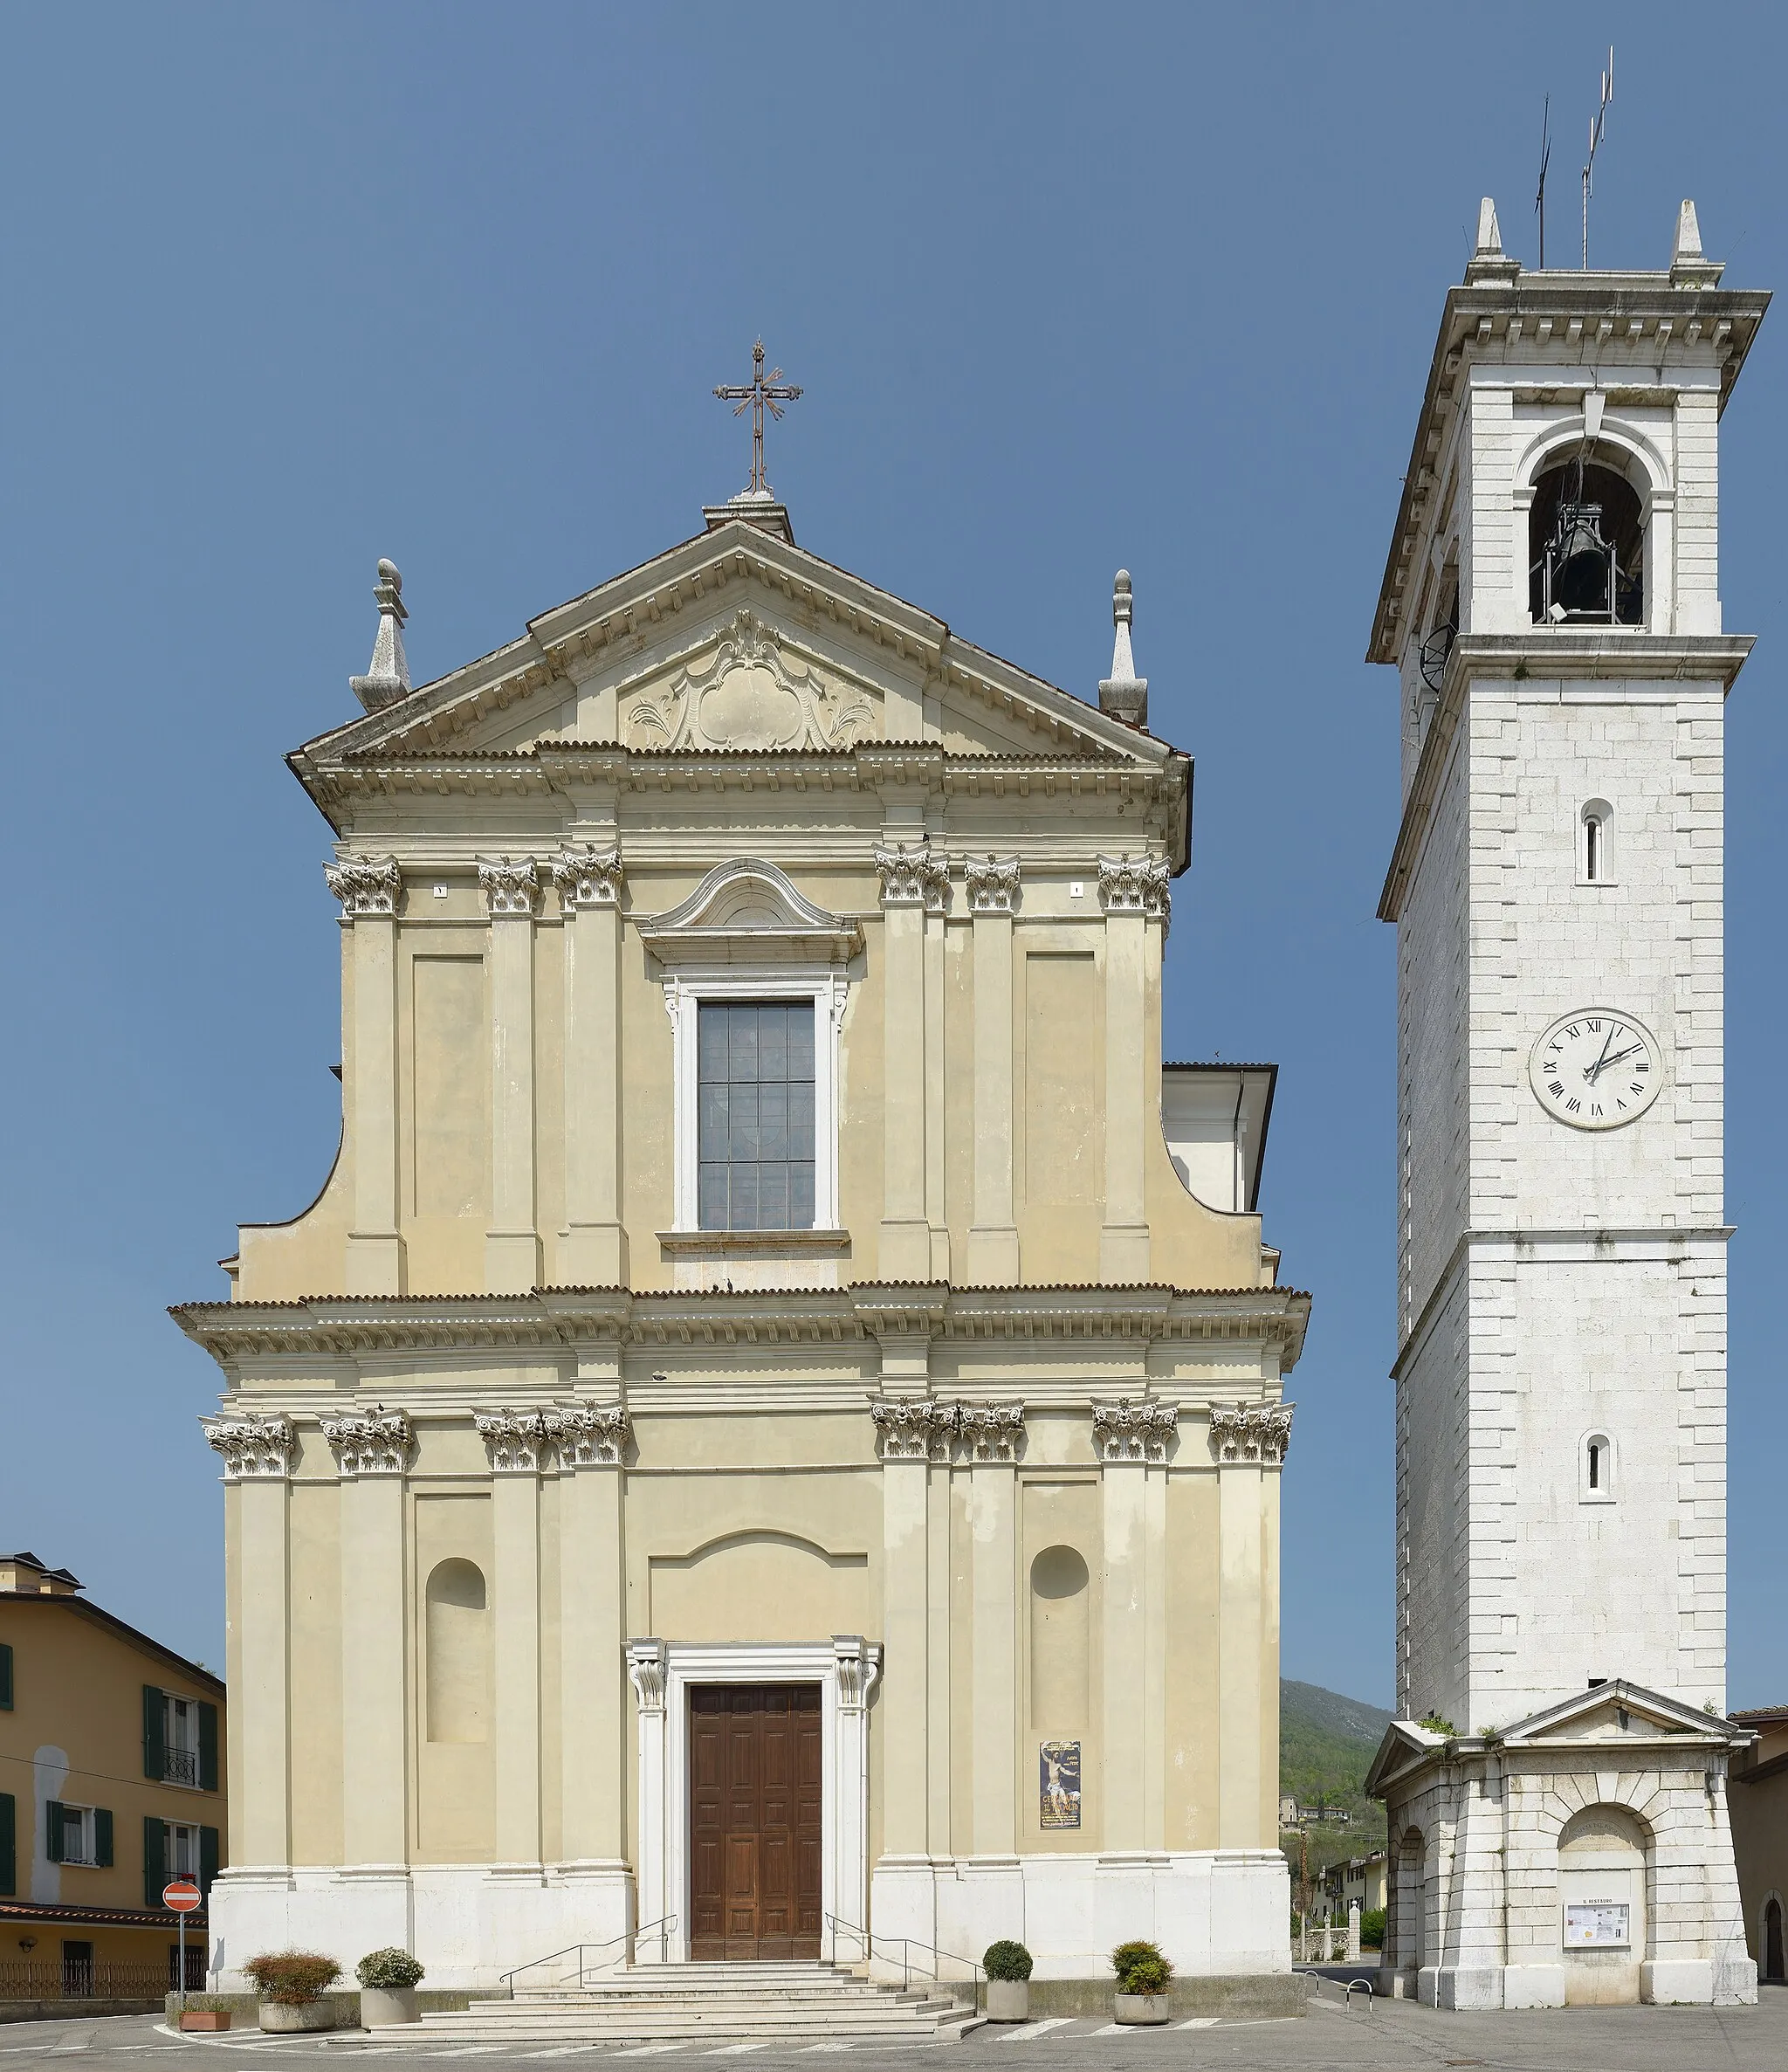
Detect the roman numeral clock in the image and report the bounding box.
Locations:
[1529,1009,1663,1129]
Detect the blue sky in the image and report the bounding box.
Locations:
[2,4,1783,1710]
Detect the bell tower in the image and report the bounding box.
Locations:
[1364,199,1769,2008]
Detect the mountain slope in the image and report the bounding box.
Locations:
[1279,1678,1392,1871]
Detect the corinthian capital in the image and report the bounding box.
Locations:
[1097,852,1171,926]
[202,1412,297,1482]
[958,1401,1026,1463]
[320,1405,414,1477]
[549,843,623,911]
[1208,1402,1294,1466]
[474,1408,550,1473]
[870,1398,959,1463]
[1092,1398,1178,1463]
[547,1404,631,1467]
[965,854,1021,915]
[324,854,401,917]
[478,854,540,918]
[873,841,951,912]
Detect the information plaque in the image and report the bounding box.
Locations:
[1564,1902,1630,1948]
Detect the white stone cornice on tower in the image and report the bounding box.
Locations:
[1091,1398,1177,1463]
[320,1405,413,1477]
[1097,851,1171,926]
[872,840,951,912]
[1207,1402,1294,1466]
[964,854,1021,915]
[324,853,401,917]
[831,1635,883,1713]
[202,1411,296,1481]
[475,1408,551,1474]
[870,1397,958,1462]
[626,1637,668,1713]
[548,843,623,911]
[547,1404,630,1467]
[478,855,540,918]
[958,1401,1026,1463]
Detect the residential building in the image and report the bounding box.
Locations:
[1729,1705,1788,1985]
[1317,1852,1386,1927]
[0,1552,224,1997]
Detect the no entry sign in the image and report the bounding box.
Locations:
[162,1880,203,1914]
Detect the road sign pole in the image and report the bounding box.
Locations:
[177,1907,185,2020]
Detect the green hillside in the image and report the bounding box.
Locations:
[1279,1678,1391,1874]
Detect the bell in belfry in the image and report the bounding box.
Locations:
[1543,496,1618,621]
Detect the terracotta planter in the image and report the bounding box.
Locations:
[986,1980,1029,2022]
[1113,1993,1171,2026]
[359,1986,420,2027]
[259,2001,335,2033]
[178,2013,230,2032]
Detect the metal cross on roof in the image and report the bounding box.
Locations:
[714,340,801,497]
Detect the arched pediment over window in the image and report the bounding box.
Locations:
[638,857,863,969]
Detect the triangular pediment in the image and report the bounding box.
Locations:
[297,520,1165,771]
[1501,1679,1749,1749]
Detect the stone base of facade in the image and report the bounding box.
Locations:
[869,1848,1289,1980]
[208,1862,635,1993]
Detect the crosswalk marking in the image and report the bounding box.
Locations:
[996,2020,1073,2042]
[615,2050,690,2059]
[1175,2018,1220,2029]
[702,2050,765,2059]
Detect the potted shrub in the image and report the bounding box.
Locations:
[356,1947,426,2027]
[982,1940,1032,2021]
[244,1952,342,2033]
[176,1995,233,2033]
[1111,1939,1173,2025]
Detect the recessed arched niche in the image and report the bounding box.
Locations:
[425,1558,490,1745]
[1029,1544,1090,1727]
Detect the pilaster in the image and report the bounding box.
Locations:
[874,842,948,1282]
[327,856,405,1295]
[323,1407,414,1869]
[476,1411,547,1872]
[551,845,628,1287]
[553,1402,630,1872]
[479,857,542,1293]
[1097,855,1168,1283]
[963,1405,1024,1857]
[204,1415,297,1867]
[1093,1400,1175,1851]
[1208,1404,1293,1848]
[965,856,1020,1284]
[870,1401,952,1861]
[627,1640,669,1933]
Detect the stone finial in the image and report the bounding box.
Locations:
[1670,198,1723,289]
[350,560,412,713]
[1097,570,1148,726]
[1463,196,1520,286]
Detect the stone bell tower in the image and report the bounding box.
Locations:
[1363,199,1769,2008]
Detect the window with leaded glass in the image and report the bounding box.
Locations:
[698,1001,815,1230]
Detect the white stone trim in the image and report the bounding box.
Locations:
[324,853,400,917]
[629,1637,879,1962]
[203,1411,296,1481]
[320,1407,413,1477]
[662,970,849,1232]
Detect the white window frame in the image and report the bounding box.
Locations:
[165,1821,201,1877]
[1578,798,1615,886]
[57,1803,97,1866]
[664,974,847,1233]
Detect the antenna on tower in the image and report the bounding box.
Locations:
[1581,46,1613,269]
[1535,95,1551,268]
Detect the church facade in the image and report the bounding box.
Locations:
[179,493,1306,1989]
[1365,201,1768,2007]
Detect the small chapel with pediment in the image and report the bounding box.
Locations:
[178,451,1307,1995]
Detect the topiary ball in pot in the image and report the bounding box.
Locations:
[982,1939,1033,2021]
[356,1947,425,2026]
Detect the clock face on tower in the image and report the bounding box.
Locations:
[1529,1009,1663,1130]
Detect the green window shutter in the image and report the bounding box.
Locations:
[142,1815,167,1908]
[198,1701,219,1792]
[94,1807,113,1868]
[45,1800,65,1864]
[198,1825,219,1897]
[0,1793,15,1895]
[0,1641,12,1709]
[142,1684,165,1780]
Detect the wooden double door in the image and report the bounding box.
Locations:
[689,1683,822,1959]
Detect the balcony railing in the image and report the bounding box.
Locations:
[162,1746,199,1786]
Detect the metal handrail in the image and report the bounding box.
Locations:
[500,1916,677,1996]
[822,1916,983,2012]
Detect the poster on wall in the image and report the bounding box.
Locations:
[1564,1903,1630,1948]
[1040,1741,1081,1829]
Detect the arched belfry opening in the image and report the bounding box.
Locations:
[1530,454,1645,626]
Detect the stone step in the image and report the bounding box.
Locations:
[419,2005,972,2033]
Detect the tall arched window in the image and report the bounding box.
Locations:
[1580,799,1613,884]
[1582,1433,1615,1503]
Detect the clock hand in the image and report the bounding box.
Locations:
[1585,1022,1619,1084]
[1589,1041,1646,1082]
